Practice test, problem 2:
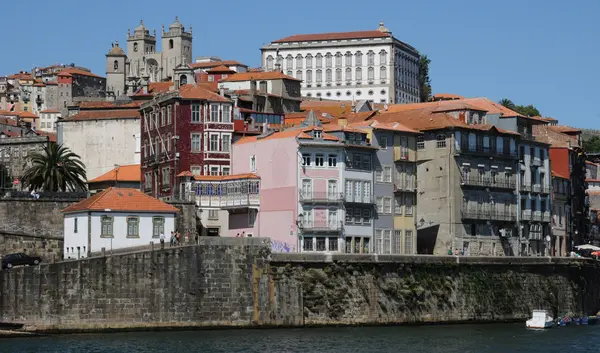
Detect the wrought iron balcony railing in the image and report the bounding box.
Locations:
[461,177,516,190]
[299,191,344,203]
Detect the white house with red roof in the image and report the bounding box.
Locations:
[62,187,179,259]
[261,21,420,105]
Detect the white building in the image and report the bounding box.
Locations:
[38,110,61,133]
[261,21,420,105]
[62,187,179,259]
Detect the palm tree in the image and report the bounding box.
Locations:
[499,98,515,110]
[21,143,87,192]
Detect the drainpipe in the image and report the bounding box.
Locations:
[87,211,92,257]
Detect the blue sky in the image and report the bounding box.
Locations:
[2,0,598,128]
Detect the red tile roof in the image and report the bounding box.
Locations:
[64,110,141,121]
[45,81,58,86]
[7,73,33,80]
[88,164,141,183]
[189,60,248,69]
[57,68,103,79]
[0,117,17,126]
[220,71,300,82]
[78,101,143,109]
[62,187,179,214]
[432,93,465,100]
[356,120,422,134]
[132,81,175,97]
[548,125,581,134]
[178,84,230,102]
[33,130,57,142]
[17,111,38,119]
[206,65,236,73]
[273,30,391,43]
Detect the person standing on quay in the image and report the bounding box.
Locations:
[159,232,165,249]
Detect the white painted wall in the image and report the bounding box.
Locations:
[63,211,176,259]
[59,118,140,180]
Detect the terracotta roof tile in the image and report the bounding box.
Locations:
[7,73,33,80]
[300,100,354,117]
[78,101,143,109]
[358,120,422,134]
[64,110,141,121]
[58,68,103,79]
[322,125,366,133]
[206,65,236,73]
[432,93,465,100]
[548,125,581,134]
[88,164,141,183]
[235,128,306,145]
[62,187,179,214]
[189,60,248,69]
[533,125,579,148]
[273,30,391,43]
[192,173,260,181]
[132,81,175,96]
[178,84,230,102]
[0,117,17,126]
[33,130,57,142]
[322,132,340,141]
[45,81,58,86]
[17,111,38,119]
[220,71,300,82]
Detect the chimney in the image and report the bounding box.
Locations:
[338,117,348,127]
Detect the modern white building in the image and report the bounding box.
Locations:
[62,187,179,259]
[261,21,420,105]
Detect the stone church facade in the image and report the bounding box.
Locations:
[105,17,193,97]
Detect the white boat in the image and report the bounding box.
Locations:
[526,310,554,329]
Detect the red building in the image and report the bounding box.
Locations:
[140,83,233,199]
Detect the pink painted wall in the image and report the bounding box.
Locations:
[228,213,258,237]
[232,137,300,252]
[301,168,339,179]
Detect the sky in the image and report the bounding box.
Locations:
[1,0,599,128]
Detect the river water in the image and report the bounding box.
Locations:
[1,324,597,353]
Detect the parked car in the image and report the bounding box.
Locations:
[1,253,42,269]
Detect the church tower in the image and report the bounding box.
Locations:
[161,17,193,80]
[105,41,127,98]
[126,20,157,78]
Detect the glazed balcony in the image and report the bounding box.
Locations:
[394,179,417,193]
[344,194,375,204]
[299,221,343,234]
[458,143,518,159]
[521,210,532,221]
[299,191,344,204]
[460,208,517,222]
[461,177,516,190]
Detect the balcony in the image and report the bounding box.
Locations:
[394,179,417,193]
[461,177,516,190]
[299,191,344,204]
[542,212,551,223]
[344,194,375,204]
[531,211,542,222]
[461,208,517,221]
[521,210,532,221]
[520,132,536,141]
[532,158,542,167]
[300,221,342,233]
[458,144,518,159]
[394,150,410,162]
[519,183,532,193]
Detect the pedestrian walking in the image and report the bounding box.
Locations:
[159,232,165,249]
[169,231,175,247]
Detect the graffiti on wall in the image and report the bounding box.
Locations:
[270,239,292,253]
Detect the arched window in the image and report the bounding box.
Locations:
[113,60,119,70]
[169,39,174,49]
[296,70,303,81]
[345,51,352,67]
[355,67,362,81]
[345,68,352,82]
[133,43,138,52]
[287,70,293,77]
[266,55,274,71]
[306,70,312,83]
[315,53,323,68]
[276,55,283,68]
[380,66,387,80]
[335,68,342,83]
[379,50,387,65]
[355,51,363,66]
[305,54,313,69]
[326,69,332,83]
[325,53,332,68]
[296,54,303,69]
[335,52,342,67]
[316,69,322,83]
[286,55,293,69]
[368,67,374,81]
[367,51,375,66]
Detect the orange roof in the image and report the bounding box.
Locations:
[548,125,581,134]
[178,84,230,102]
[284,111,332,126]
[62,187,179,214]
[358,120,421,134]
[132,81,175,96]
[192,173,260,181]
[0,117,18,126]
[34,130,57,142]
[57,68,103,79]
[0,110,19,117]
[220,71,300,82]
[206,65,236,73]
[322,125,367,133]
[88,164,141,183]
[189,60,248,70]
[78,101,143,109]
[533,125,579,148]
[33,83,46,87]
[300,100,354,117]
[273,30,391,43]
[236,128,306,145]
[17,111,38,119]
[432,93,465,100]
[7,72,33,80]
[197,81,219,93]
[64,110,141,121]
[45,81,58,86]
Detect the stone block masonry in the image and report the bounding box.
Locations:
[0,232,62,263]
[0,239,599,332]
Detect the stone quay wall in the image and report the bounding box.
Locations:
[0,238,598,332]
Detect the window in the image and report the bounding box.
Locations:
[127,217,139,237]
[380,50,387,65]
[303,237,314,251]
[355,51,362,66]
[345,52,352,67]
[222,167,230,176]
[222,105,231,123]
[250,155,256,172]
[380,66,387,80]
[192,104,200,123]
[306,70,312,83]
[329,238,338,251]
[335,52,342,67]
[316,69,322,83]
[302,153,311,166]
[191,134,201,152]
[325,69,332,83]
[210,104,219,122]
[334,68,342,83]
[405,194,414,215]
[266,55,274,70]
[393,230,402,254]
[368,67,374,81]
[167,105,172,124]
[345,68,352,82]
[315,154,324,167]
[306,54,313,69]
[287,70,293,77]
[74,218,78,233]
[436,134,447,148]
[101,216,113,237]
[394,196,403,215]
[380,136,388,149]
[210,134,219,151]
[314,130,322,138]
[191,166,202,175]
[367,51,375,66]
[383,166,392,183]
[374,229,382,254]
[152,217,164,238]
[296,54,303,69]
[316,53,323,68]
[162,167,170,186]
[328,154,337,167]
[286,55,293,69]
[296,70,303,81]
[248,209,257,227]
[221,134,231,153]
[383,197,392,214]
[113,60,119,70]
[383,229,391,254]
[404,231,414,254]
[356,67,362,81]
[325,53,332,68]
[208,209,219,220]
[210,167,219,176]
[133,43,138,52]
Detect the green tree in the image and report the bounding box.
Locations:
[583,135,600,153]
[499,99,541,117]
[418,54,432,102]
[21,143,87,192]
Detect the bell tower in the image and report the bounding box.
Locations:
[161,16,193,80]
[126,20,157,78]
[105,41,127,98]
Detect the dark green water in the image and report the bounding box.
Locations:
[0,324,597,353]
